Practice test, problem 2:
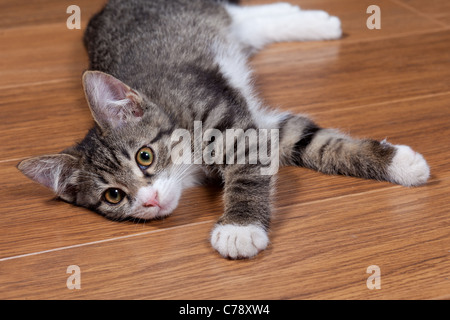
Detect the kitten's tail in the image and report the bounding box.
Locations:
[278,114,430,187]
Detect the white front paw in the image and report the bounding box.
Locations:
[388,145,430,186]
[210,224,269,259]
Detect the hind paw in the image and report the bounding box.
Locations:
[387,145,430,186]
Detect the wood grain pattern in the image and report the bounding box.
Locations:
[391,0,450,27]
[0,0,449,300]
[1,180,449,299]
[252,30,450,114]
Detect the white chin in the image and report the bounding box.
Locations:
[129,197,179,221]
[129,207,170,220]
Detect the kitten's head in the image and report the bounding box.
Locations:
[18,71,196,221]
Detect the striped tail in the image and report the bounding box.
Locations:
[278,114,430,186]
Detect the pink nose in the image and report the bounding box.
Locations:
[143,192,160,208]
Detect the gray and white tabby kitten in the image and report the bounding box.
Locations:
[18,0,430,259]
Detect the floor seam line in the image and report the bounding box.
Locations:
[388,0,449,28]
[0,220,214,262]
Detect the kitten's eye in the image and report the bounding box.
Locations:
[104,188,125,205]
[136,147,154,168]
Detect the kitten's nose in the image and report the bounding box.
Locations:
[143,191,160,208]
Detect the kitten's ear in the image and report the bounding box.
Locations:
[82,71,144,130]
[18,154,79,201]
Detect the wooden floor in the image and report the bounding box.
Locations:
[1,0,449,300]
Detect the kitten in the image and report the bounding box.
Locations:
[18,0,430,259]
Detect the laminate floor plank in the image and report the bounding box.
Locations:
[0,80,91,161]
[0,24,88,89]
[252,30,450,114]
[394,0,450,27]
[0,0,106,29]
[1,177,448,299]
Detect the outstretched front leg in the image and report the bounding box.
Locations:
[210,164,274,259]
[278,114,430,186]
